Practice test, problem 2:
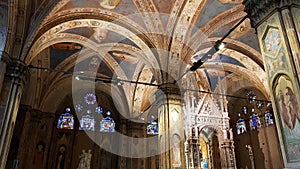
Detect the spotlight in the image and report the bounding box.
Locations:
[217,42,226,50]
[75,76,80,80]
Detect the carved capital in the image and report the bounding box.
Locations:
[5,59,29,86]
[243,0,300,27]
[156,83,185,105]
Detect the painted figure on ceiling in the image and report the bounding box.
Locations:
[88,56,100,73]
[93,28,108,43]
[52,43,82,50]
[100,0,121,9]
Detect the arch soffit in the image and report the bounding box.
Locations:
[202,62,268,97]
[50,44,158,113]
[25,18,156,65]
[40,75,127,115]
[23,10,161,76]
[187,38,262,68]
[220,73,266,97]
[189,4,246,48]
[48,50,133,114]
[197,125,224,140]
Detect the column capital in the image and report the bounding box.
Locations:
[243,0,300,28]
[156,83,184,104]
[0,51,11,63]
[5,59,29,86]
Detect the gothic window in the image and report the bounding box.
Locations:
[247,90,256,103]
[75,104,83,113]
[236,113,246,135]
[249,113,261,130]
[57,108,74,130]
[96,106,103,114]
[147,114,158,135]
[83,93,97,105]
[264,110,274,126]
[100,117,115,132]
[79,115,95,131]
[242,106,247,114]
[147,121,158,135]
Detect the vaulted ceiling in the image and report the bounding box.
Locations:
[2,0,270,117]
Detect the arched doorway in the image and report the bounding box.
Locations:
[186,126,222,169]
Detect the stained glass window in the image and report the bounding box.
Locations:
[57,113,74,130]
[147,121,158,135]
[256,101,264,109]
[100,117,115,132]
[84,93,97,105]
[242,106,247,114]
[264,110,274,126]
[247,90,256,103]
[79,115,95,131]
[75,104,83,112]
[249,113,261,130]
[96,106,103,114]
[236,114,247,135]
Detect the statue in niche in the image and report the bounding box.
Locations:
[33,142,45,169]
[99,0,121,9]
[77,149,92,169]
[55,145,66,169]
[172,134,181,166]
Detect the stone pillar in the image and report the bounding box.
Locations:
[156,84,185,169]
[0,59,28,169]
[244,0,300,167]
[118,119,127,169]
[219,139,236,169]
[217,128,236,168]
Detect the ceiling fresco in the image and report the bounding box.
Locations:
[11,0,269,117]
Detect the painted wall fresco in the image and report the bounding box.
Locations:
[257,12,300,165]
[274,75,300,162]
[263,27,288,78]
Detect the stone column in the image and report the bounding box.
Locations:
[0,59,28,169]
[156,84,185,169]
[118,119,127,169]
[217,128,236,168]
[244,0,300,167]
[219,139,236,169]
